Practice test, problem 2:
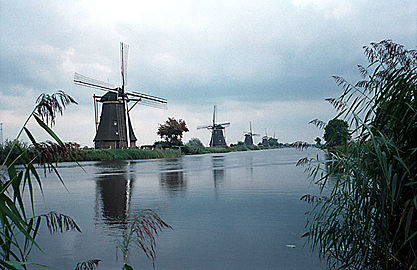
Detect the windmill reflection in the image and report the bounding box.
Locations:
[159,158,186,196]
[212,155,225,190]
[94,160,135,229]
[245,154,254,180]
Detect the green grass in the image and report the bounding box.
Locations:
[62,148,182,162]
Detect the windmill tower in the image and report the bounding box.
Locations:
[262,129,270,147]
[74,42,167,149]
[197,105,230,147]
[243,121,260,146]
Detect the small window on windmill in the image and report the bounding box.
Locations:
[114,122,117,126]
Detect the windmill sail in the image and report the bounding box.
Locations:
[120,42,129,88]
[130,98,167,109]
[74,72,116,92]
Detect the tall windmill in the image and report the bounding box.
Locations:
[74,42,167,149]
[197,105,230,147]
[243,121,260,146]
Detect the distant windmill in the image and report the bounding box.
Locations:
[269,130,278,146]
[74,42,167,149]
[262,129,269,147]
[243,122,260,146]
[197,105,230,147]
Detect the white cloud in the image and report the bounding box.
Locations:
[292,0,357,19]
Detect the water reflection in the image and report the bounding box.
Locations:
[212,155,225,189]
[245,154,254,179]
[159,158,186,196]
[94,160,135,228]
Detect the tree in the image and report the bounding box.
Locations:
[314,137,321,146]
[157,118,189,146]
[184,138,205,154]
[268,137,278,147]
[323,119,350,146]
[302,40,417,269]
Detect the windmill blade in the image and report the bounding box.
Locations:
[212,105,216,126]
[252,133,260,136]
[128,91,167,104]
[197,125,213,130]
[74,72,117,92]
[218,122,230,127]
[120,42,129,89]
[129,98,168,110]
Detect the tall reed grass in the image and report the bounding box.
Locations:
[300,40,416,269]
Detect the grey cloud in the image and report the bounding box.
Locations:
[0,0,415,144]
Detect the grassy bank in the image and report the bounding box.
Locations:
[64,148,182,162]
[183,144,289,155]
[64,145,287,162]
[0,140,290,164]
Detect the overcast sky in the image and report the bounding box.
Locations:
[0,0,416,146]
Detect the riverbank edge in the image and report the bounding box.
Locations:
[58,145,292,162]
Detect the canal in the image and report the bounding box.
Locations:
[29,148,324,269]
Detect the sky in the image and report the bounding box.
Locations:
[0,0,416,147]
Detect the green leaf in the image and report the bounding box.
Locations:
[33,115,64,146]
[23,127,37,145]
[404,207,413,238]
[50,164,68,192]
[123,263,134,270]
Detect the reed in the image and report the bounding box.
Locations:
[300,40,417,269]
[0,91,81,269]
[118,209,173,269]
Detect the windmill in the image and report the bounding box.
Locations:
[269,130,278,146]
[197,105,230,147]
[243,121,260,146]
[74,42,167,149]
[261,129,270,147]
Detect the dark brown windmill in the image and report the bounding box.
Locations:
[74,42,167,149]
[197,105,230,147]
[243,121,260,146]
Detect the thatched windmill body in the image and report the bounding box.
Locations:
[74,43,167,149]
[197,105,230,147]
[243,121,260,146]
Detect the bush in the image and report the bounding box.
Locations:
[184,138,206,154]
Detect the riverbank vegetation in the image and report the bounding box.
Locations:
[301,40,416,269]
[0,138,289,164]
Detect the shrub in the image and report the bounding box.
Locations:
[184,138,206,154]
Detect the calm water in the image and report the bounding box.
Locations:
[28,148,324,269]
